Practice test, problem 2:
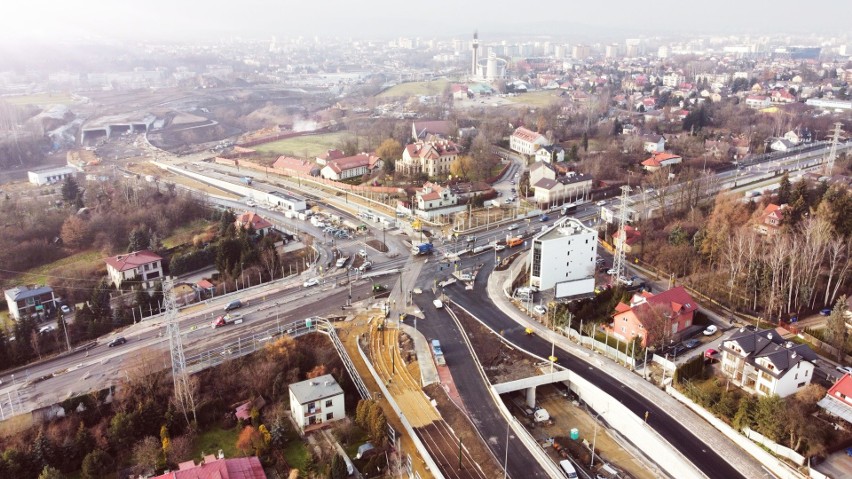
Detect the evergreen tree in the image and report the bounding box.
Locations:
[32,429,56,471]
[81,450,114,479]
[330,454,348,479]
[61,176,80,203]
[73,422,94,467]
[581,132,589,152]
[777,173,791,204]
[128,226,151,252]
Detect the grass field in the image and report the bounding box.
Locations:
[1,93,75,106]
[253,131,354,158]
[193,426,241,460]
[6,249,103,289]
[507,90,561,108]
[162,219,215,249]
[377,79,450,98]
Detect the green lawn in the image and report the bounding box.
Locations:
[377,79,450,98]
[3,250,103,290]
[1,92,75,106]
[193,426,241,461]
[283,437,309,470]
[253,131,355,158]
[507,90,561,108]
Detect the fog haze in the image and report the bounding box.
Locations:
[5,0,852,44]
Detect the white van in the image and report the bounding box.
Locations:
[559,460,578,478]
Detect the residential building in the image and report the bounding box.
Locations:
[641,152,682,171]
[315,149,345,166]
[395,140,460,177]
[662,73,684,88]
[3,285,58,321]
[818,374,852,425]
[529,217,597,294]
[104,250,164,289]
[613,225,642,254]
[783,130,801,145]
[320,153,382,181]
[535,145,565,163]
[754,203,786,237]
[805,98,852,111]
[605,287,697,347]
[411,120,454,141]
[416,182,458,211]
[642,135,666,153]
[447,181,492,202]
[531,169,593,207]
[235,211,274,235]
[770,138,796,152]
[510,127,551,156]
[745,95,771,109]
[720,328,817,398]
[289,374,345,434]
[151,456,266,479]
[27,166,77,186]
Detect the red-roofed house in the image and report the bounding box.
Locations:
[819,374,852,424]
[235,212,274,235]
[396,140,460,177]
[411,120,454,141]
[641,152,682,172]
[272,156,320,177]
[604,287,698,347]
[315,149,346,166]
[510,127,551,156]
[104,250,164,289]
[320,154,382,181]
[152,456,266,479]
[754,203,786,237]
[613,225,642,254]
[415,182,458,212]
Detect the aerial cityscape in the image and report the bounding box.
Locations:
[1,2,851,479]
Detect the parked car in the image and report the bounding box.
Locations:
[670,344,688,356]
[684,339,701,349]
[533,305,547,315]
[507,223,520,231]
[303,278,320,288]
[836,366,852,376]
[60,304,72,314]
[108,337,127,347]
[703,325,718,336]
[539,215,549,222]
[820,308,833,316]
[596,200,607,206]
[606,268,616,275]
[704,348,719,360]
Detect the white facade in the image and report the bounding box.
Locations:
[529,217,597,292]
[28,166,77,186]
[535,146,564,164]
[289,374,345,434]
[720,329,816,398]
[104,251,164,289]
[510,127,550,156]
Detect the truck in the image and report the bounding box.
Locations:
[431,339,446,366]
[533,408,551,423]
[241,176,253,185]
[507,236,524,248]
[411,243,434,256]
[211,313,244,329]
[335,256,350,268]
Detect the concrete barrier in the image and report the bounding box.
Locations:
[743,428,805,466]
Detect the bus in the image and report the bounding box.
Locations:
[560,203,578,216]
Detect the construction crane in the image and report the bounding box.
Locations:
[164,277,197,425]
[611,185,632,284]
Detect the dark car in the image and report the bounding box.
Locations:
[684,339,701,349]
[108,337,127,347]
[820,308,832,316]
[669,344,687,356]
[539,215,550,222]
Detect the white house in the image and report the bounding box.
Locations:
[745,95,771,109]
[289,374,345,434]
[28,166,78,186]
[782,130,801,145]
[769,138,796,152]
[535,145,564,163]
[320,154,382,181]
[104,250,164,289]
[720,328,817,398]
[3,285,58,320]
[510,127,550,156]
[529,217,597,295]
[531,171,593,207]
[415,182,458,211]
[642,135,666,153]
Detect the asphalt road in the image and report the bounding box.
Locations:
[410,293,550,479]
[442,255,746,479]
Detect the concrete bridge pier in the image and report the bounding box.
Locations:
[525,386,536,409]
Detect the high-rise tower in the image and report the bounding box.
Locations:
[471,31,479,77]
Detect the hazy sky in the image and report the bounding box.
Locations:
[4,0,851,44]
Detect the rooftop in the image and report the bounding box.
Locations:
[534,217,595,241]
[151,457,266,479]
[4,285,54,302]
[289,374,343,404]
[104,250,163,272]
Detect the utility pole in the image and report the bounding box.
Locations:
[164,277,197,426]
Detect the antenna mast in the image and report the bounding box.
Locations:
[165,277,197,425]
[611,185,631,284]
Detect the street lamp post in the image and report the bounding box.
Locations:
[502,420,514,479]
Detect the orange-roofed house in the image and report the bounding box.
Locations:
[235,212,274,235]
[818,373,852,424]
[151,456,266,479]
[613,225,642,254]
[272,156,320,177]
[104,250,164,289]
[604,287,697,347]
[510,127,551,156]
[641,152,682,172]
[415,182,459,212]
[320,153,382,181]
[754,203,786,237]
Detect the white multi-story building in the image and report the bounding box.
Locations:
[529,217,597,297]
[720,328,817,398]
[510,127,550,156]
[104,250,164,289]
[289,374,345,434]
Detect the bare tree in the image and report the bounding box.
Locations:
[636,302,676,350]
[824,237,851,307]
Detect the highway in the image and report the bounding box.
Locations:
[432,254,745,479]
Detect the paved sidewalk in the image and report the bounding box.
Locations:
[401,323,439,386]
[487,256,767,479]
